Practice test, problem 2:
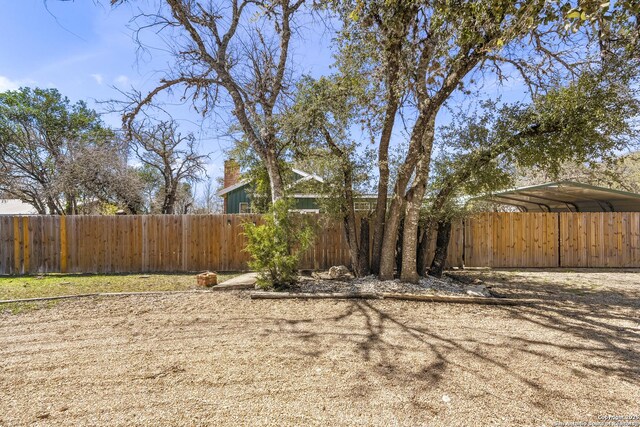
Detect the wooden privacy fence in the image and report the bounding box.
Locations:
[0,212,639,275]
[0,214,462,275]
[0,215,341,275]
[464,212,640,268]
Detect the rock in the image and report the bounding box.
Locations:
[196,271,217,287]
[442,395,451,403]
[466,284,491,297]
[312,271,332,280]
[328,265,352,280]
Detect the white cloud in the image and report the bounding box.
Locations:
[91,73,104,85]
[114,75,129,86]
[0,75,36,92]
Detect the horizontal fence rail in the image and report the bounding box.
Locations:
[1,212,639,275]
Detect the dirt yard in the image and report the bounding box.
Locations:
[1,269,638,426]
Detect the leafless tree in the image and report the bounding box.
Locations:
[193,176,223,213]
[113,0,308,205]
[130,120,208,214]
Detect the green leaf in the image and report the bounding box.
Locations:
[566,10,581,19]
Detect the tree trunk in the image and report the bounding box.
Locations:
[400,119,436,283]
[321,127,368,277]
[343,212,370,277]
[395,217,404,278]
[162,187,177,214]
[377,114,428,280]
[358,216,370,276]
[370,45,401,274]
[264,149,285,203]
[343,214,361,275]
[416,219,433,276]
[46,199,59,215]
[429,219,452,278]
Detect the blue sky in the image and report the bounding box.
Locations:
[1,1,527,183]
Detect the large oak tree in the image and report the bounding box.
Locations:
[334,0,639,281]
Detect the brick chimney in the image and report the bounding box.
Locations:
[223,159,241,188]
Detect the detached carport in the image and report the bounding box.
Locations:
[478,180,640,212]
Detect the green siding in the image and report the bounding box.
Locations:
[224,186,319,213]
[224,189,378,213]
[225,186,251,214]
[295,198,319,210]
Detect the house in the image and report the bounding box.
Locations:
[216,159,325,213]
[0,199,37,215]
[216,159,378,214]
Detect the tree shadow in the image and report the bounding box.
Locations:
[249,272,639,410]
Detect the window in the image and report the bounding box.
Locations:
[239,202,250,214]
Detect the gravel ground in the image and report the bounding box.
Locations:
[292,274,468,294]
[1,269,639,426]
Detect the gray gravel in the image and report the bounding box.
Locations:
[292,274,468,294]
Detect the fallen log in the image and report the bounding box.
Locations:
[0,293,99,304]
[250,292,382,300]
[381,293,539,305]
[249,291,539,305]
[0,289,217,305]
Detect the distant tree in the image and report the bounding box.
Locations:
[130,120,208,214]
[174,182,196,214]
[0,87,142,214]
[193,176,224,214]
[516,151,640,194]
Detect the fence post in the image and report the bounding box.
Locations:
[60,216,67,273]
[556,213,562,268]
[22,217,30,274]
[13,217,21,274]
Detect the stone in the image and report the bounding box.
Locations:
[196,271,217,287]
[328,265,352,280]
[312,271,332,280]
[465,284,491,297]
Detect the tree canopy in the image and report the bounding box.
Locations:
[0,87,143,214]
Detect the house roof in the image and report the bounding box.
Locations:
[291,168,324,184]
[216,168,324,197]
[475,181,640,212]
[216,179,250,197]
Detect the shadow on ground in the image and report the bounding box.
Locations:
[255,269,639,409]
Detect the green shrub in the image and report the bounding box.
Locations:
[243,199,314,290]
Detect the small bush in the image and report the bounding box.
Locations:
[243,199,314,290]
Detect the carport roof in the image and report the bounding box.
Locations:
[476,181,640,212]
